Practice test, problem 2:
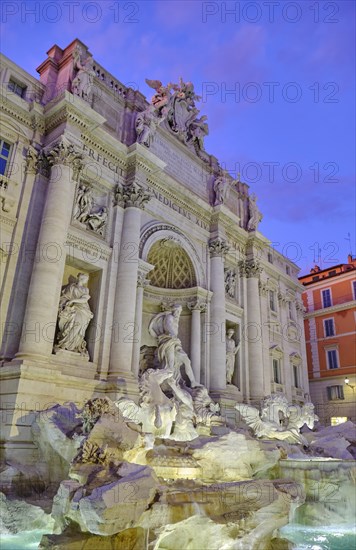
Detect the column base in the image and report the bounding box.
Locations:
[0,357,103,465]
[105,371,139,401]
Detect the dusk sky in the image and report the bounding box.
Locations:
[1,0,355,274]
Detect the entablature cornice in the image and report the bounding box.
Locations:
[225,301,244,318]
[126,142,167,174]
[81,136,126,169]
[0,92,34,130]
[210,203,240,228]
[262,262,303,292]
[145,176,211,230]
[66,230,112,262]
[43,91,106,134]
[143,285,212,313]
[0,212,17,229]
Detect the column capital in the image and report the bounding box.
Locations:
[187,299,207,313]
[137,271,150,288]
[45,138,84,180]
[160,300,176,312]
[208,237,229,258]
[25,146,50,176]
[25,145,39,174]
[238,259,263,278]
[115,182,151,209]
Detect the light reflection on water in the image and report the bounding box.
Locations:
[280,524,356,550]
[2,525,356,550]
[0,529,47,550]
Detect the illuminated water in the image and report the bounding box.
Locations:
[0,529,47,550]
[280,523,356,550]
[2,525,356,550]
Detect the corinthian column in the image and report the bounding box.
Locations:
[208,238,229,390]
[131,261,154,377]
[109,182,151,378]
[187,299,207,383]
[16,139,83,359]
[239,259,264,400]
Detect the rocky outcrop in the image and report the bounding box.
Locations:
[0,491,54,534]
[304,421,356,459]
[52,462,159,536]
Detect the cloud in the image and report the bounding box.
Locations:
[203,25,267,82]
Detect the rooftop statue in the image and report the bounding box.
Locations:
[145,78,173,111]
[247,193,263,232]
[136,77,209,158]
[135,105,160,148]
[213,172,229,205]
[71,46,95,102]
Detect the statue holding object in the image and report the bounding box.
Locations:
[54,273,93,357]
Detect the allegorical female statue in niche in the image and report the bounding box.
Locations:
[226,329,240,385]
[55,272,93,357]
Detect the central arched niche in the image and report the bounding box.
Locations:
[139,223,208,383]
[147,238,197,289]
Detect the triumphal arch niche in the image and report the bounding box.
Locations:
[0,39,309,462]
[139,224,210,388]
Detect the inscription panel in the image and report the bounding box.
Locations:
[151,135,210,200]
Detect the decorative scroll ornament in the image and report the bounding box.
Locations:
[115,182,151,209]
[208,237,229,258]
[25,147,50,177]
[187,299,207,313]
[25,145,40,174]
[238,259,263,278]
[137,271,150,288]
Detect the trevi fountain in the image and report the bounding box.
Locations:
[1,303,355,549]
[0,40,355,549]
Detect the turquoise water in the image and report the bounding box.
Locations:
[0,530,47,550]
[1,525,356,549]
[280,524,356,550]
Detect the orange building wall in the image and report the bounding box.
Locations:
[312,279,354,310]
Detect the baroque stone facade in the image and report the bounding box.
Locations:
[0,39,309,462]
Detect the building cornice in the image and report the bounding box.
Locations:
[304,300,356,318]
[300,269,356,289]
[0,89,35,130]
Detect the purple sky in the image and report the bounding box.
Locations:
[1,0,355,274]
